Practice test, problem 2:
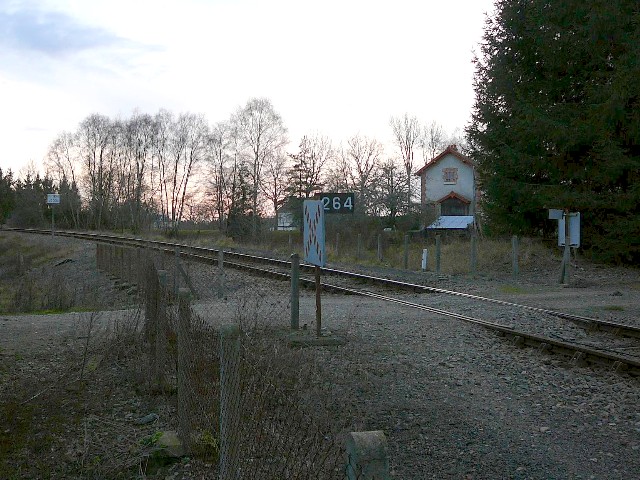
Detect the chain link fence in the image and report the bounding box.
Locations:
[95,242,390,479]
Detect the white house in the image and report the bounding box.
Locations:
[414,144,477,221]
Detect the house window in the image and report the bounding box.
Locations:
[441,198,468,216]
[443,168,458,184]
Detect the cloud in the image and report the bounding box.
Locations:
[0,7,122,56]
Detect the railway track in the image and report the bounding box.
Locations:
[5,227,640,375]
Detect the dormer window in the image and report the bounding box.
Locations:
[443,168,458,184]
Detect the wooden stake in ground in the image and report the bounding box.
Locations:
[315,265,322,337]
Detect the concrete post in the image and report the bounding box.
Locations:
[177,288,192,453]
[155,270,168,392]
[403,234,409,269]
[470,232,478,276]
[127,248,133,282]
[174,247,180,296]
[346,431,390,480]
[219,324,241,480]
[290,253,300,330]
[512,235,519,277]
[217,250,225,299]
[421,249,428,271]
[435,235,442,274]
[377,234,383,262]
[17,252,24,276]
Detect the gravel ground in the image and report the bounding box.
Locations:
[1,231,639,479]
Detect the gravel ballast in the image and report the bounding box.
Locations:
[1,231,639,479]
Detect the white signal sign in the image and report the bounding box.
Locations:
[558,212,580,247]
[303,200,325,267]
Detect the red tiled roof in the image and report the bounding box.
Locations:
[414,144,474,176]
[435,191,471,204]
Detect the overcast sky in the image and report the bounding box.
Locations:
[0,0,495,176]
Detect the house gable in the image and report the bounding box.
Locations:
[414,145,476,218]
[414,144,474,177]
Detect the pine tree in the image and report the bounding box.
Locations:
[0,167,16,224]
[467,0,640,263]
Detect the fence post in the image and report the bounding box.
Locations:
[288,233,292,249]
[290,253,300,330]
[217,250,225,299]
[512,235,519,277]
[95,244,101,271]
[155,270,168,392]
[435,235,442,274]
[220,324,241,480]
[470,232,478,276]
[377,234,383,262]
[144,261,158,344]
[346,431,390,480]
[174,247,180,296]
[177,288,192,454]
[136,247,143,286]
[127,248,133,283]
[403,234,409,269]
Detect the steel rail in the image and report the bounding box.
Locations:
[6,227,640,342]
[301,282,640,375]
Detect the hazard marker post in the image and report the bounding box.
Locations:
[303,200,325,337]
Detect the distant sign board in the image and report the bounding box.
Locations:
[46,194,60,204]
[315,193,354,214]
[558,212,580,247]
[548,209,563,220]
[303,200,325,267]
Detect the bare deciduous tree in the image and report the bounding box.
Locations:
[153,111,207,234]
[45,131,78,185]
[420,120,447,161]
[287,134,332,198]
[343,134,384,215]
[77,113,114,229]
[121,112,155,232]
[390,114,420,208]
[234,98,288,238]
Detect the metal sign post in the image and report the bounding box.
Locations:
[549,209,580,285]
[303,200,325,337]
[560,210,571,284]
[46,193,60,236]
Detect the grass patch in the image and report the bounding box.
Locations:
[499,285,528,294]
[603,305,624,311]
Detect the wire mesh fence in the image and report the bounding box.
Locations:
[95,242,389,479]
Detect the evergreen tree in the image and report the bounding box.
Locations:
[467,0,640,263]
[0,167,16,224]
[10,173,54,227]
